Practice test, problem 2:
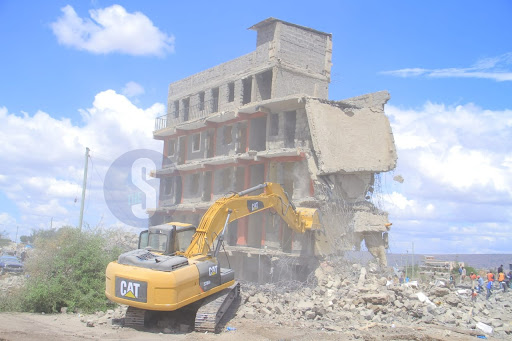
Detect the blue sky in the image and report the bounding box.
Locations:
[0,1,511,254]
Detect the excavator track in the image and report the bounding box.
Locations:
[194,282,240,333]
[124,306,146,328]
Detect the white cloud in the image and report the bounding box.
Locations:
[387,102,512,201]
[122,81,145,98]
[0,91,164,240]
[381,52,512,82]
[379,102,512,254]
[51,5,175,56]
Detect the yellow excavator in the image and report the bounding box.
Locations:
[105,182,328,332]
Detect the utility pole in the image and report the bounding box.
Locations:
[15,225,19,246]
[78,147,90,231]
[412,242,415,280]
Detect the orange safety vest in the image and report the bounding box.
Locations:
[498,272,505,282]
[487,273,494,281]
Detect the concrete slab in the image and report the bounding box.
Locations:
[305,92,397,174]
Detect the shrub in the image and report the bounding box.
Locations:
[0,226,122,313]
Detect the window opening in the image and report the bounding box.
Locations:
[228,82,235,102]
[199,91,205,111]
[236,123,247,153]
[167,139,176,156]
[174,100,180,118]
[192,133,200,152]
[212,87,219,112]
[242,77,252,105]
[269,114,279,136]
[183,98,190,121]
[284,111,297,148]
[190,174,200,195]
[224,125,233,145]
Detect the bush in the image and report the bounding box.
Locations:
[0,226,122,313]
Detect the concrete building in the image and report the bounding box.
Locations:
[151,18,397,281]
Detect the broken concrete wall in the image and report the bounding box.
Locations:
[305,91,397,175]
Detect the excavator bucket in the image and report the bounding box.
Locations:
[296,207,331,257]
[296,207,321,230]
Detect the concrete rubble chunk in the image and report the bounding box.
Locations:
[476,321,493,335]
[361,293,389,305]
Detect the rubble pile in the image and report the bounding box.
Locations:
[0,273,26,295]
[237,261,512,337]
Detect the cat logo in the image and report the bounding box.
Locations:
[120,280,140,299]
[115,277,147,302]
[247,200,264,212]
[208,265,218,276]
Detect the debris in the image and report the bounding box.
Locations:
[476,322,493,335]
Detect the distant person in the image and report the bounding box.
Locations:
[498,264,503,274]
[471,289,477,302]
[458,265,463,284]
[487,270,495,282]
[486,278,493,300]
[449,275,455,288]
[477,275,484,293]
[470,272,477,289]
[498,271,507,292]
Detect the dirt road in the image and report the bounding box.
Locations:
[0,312,481,341]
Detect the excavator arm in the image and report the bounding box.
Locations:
[184,183,322,257]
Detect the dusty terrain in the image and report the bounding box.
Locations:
[0,311,479,341]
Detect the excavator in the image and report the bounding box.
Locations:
[105,182,328,332]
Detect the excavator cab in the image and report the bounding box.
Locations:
[139,223,196,255]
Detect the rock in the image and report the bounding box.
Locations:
[491,320,503,328]
[60,307,67,314]
[445,296,459,307]
[274,304,284,314]
[361,293,389,305]
[296,300,314,310]
[393,300,403,308]
[357,267,367,288]
[305,311,316,319]
[259,307,271,315]
[163,328,173,334]
[430,287,450,297]
[86,320,95,327]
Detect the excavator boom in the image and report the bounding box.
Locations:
[184,183,322,257]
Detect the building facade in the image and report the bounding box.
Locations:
[151,18,397,281]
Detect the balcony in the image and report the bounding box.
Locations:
[154,98,219,132]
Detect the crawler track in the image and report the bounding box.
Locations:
[194,282,240,333]
[124,306,146,328]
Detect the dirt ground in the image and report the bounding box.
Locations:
[0,312,483,341]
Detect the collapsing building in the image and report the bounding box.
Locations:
[150,18,397,281]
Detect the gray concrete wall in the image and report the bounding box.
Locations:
[305,92,397,174]
[273,68,329,99]
[274,21,332,77]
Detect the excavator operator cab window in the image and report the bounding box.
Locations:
[138,230,168,254]
[176,228,196,252]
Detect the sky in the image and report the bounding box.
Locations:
[0,0,511,255]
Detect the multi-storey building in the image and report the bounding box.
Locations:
[151,18,397,281]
